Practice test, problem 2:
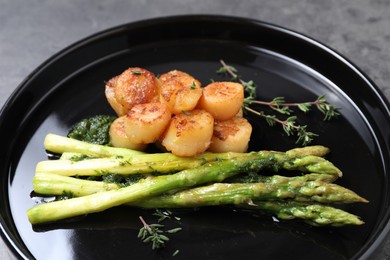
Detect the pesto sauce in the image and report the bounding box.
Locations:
[69,154,96,162]
[102,173,146,187]
[67,115,116,145]
[56,191,75,201]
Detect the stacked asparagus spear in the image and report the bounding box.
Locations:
[27,133,367,226]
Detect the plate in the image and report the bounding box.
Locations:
[1,15,390,260]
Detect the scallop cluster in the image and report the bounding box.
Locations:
[105,67,252,157]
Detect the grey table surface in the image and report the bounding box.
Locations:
[1,0,389,259]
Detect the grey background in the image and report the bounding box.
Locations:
[0,0,389,259]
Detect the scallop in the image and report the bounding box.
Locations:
[161,109,214,157]
[159,70,202,114]
[124,102,171,144]
[105,67,160,116]
[198,81,244,121]
[109,116,147,151]
[208,117,252,153]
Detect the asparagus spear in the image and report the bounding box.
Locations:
[251,201,364,226]
[36,154,210,176]
[129,179,367,207]
[28,153,335,224]
[44,133,144,157]
[285,145,330,158]
[33,172,355,203]
[33,172,120,197]
[47,133,330,158]
[36,149,341,178]
[58,145,331,162]
[42,133,336,176]
[34,172,334,196]
[28,156,260,224]
[32,172,365,226]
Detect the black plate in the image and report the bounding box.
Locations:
[1,15,390,260]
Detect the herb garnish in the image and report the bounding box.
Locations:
[138,216,169,250]
[190,81,197,90]
[138,210,182,254]
[131,70,143,75]
[217,59,339,145]
[153,209,172,222]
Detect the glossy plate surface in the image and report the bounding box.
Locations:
[1,15,390,260]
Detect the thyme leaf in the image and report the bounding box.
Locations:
[153,209,171,222]
[190,81,197,90]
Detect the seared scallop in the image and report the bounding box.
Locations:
[161,109,214,157]
[109,116,147,151]
[105,67,160,116]
[198,81,244,121]
[208,117,252,153]
[124,102,171,144]
[159,70,202,114]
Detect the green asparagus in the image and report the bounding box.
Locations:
[250,201,364,226]
[32,172,334,196]
[285,145,330,158]
[29,134,364,227]
[36,148,340,178]
[33,172,119,197]
[34,172,362,203]
[130,179,367,208]
[28,151,339,224]
[44,133,144,157]
[32,172,366,226]
[28,155,268,224]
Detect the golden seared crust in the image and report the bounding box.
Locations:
[159,70,190,83]
[109,116,147,151]
[124,103,171,144]
[126,103,171,124]
[204,82,238,97]
[108,67,159,114]
[208,117,252,153]
[213,119,240,141]
[159,70,202,114]
[161,109,214,157]
[198,81,244,121]
[172,110,213,137]
[110,116,127,138]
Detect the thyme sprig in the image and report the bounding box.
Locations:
[138,216,169,250]
[251,95,339,121]
[217,59,339,145]
[138,210,182,254]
